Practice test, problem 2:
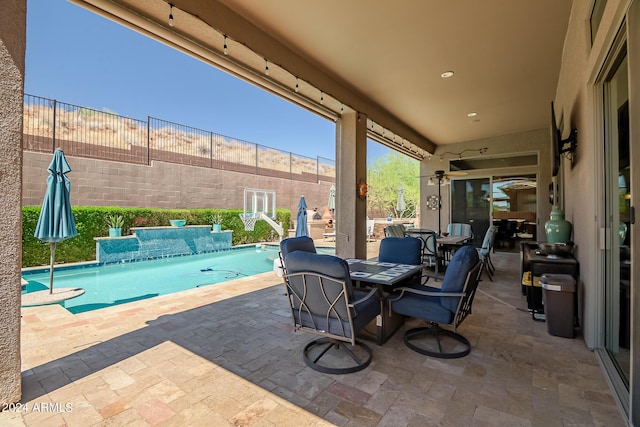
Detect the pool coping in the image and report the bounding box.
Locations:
[21,243,283,276]
[21,242,334,277]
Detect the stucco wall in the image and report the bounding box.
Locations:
[23,151,334,218]
[0,0,25,405]
[554,0,633,350]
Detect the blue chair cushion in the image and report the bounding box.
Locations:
[390,295,454,324]
[378,237,422,265]
[280,236,316,259]
[284,250,355,304]
[351,288,382,332]
[439,246,479,312]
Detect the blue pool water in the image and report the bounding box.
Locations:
[22,246,290,314]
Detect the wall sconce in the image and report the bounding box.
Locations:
[357,179,367,200]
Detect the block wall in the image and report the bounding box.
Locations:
[23,151,334,218]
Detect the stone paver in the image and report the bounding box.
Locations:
[3,241,624,426]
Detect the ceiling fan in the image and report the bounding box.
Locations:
[422,170,468,186]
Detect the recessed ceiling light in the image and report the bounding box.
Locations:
[440,71,454,78]
[467,112,478,117]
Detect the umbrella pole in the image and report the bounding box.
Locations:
[49,242,56,294]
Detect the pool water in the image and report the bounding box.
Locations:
[22,246,285,314]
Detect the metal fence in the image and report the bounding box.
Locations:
[23,94,336,182]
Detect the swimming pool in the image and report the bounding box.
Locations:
[22,246,298,314]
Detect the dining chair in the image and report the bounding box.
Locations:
[446,223,473,240]
[404,229,442,281]
[282,250,381,374]
[278,236,317,277]
[477,225,498,281]
[280,236,316,259]
[383,224,406,238]
[387,245,482,358]
[443,223,473,262]
[378,237,422,287]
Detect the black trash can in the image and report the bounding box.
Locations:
[540,273,576,338]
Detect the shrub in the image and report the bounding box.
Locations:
[22,206,291,268]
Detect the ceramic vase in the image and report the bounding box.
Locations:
[212,224,222,232]
[545,207,571,243]
[109,227,122,237]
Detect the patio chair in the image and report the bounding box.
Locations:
[406,228,442,281]
[446,223,473,241]
[282,250,381,374]
[442,222,474,261]
[383,224,406,238]
[280,236,316,259]
[378,236,422,287]
[277,236,317,277]
[478,225,498,281]
[387,245,482,358]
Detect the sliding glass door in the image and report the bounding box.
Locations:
[603,49,630,388]
[450,177,491,247]
[451,175,537,250]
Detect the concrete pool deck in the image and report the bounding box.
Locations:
[4,240,624,426]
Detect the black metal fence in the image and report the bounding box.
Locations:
[23,94,336,183]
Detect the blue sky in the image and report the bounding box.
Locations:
[25,0,390,162]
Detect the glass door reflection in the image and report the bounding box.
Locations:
[603,54,630,385]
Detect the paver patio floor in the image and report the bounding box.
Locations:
[3,244,624,426]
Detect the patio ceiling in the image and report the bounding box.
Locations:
[73,0,572,157]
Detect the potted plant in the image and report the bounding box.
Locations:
[106,214,124,237]
[211,213,223,232]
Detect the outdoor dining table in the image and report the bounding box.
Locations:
[436,234,471,265]
[436,234,471,246]
[346,258,423,345]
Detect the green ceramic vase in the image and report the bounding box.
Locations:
[545,207,571,243]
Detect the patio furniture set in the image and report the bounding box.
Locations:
[278,232,483,374]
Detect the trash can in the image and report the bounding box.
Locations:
[540,273,576,338]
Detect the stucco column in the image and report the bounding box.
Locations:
[335,112,367,259]
[419,160,443,232]
[0,0,25,405]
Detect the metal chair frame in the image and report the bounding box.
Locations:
[478,225,498,281]
[387,261,483,359]
[284,269,380,374]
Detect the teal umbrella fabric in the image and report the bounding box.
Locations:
[295,196,309,237]
[34,149,78,293]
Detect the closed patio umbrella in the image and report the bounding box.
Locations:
[397,184,406,216]
[328,184,336,214]
[34,149,78,294]
[295,196,309,237]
